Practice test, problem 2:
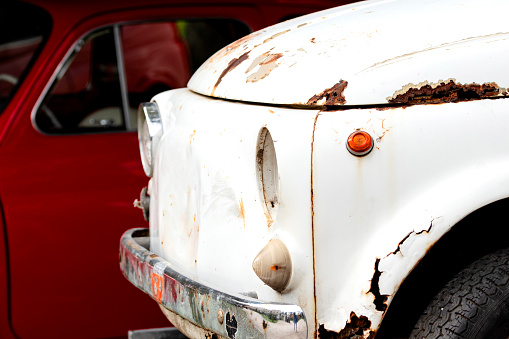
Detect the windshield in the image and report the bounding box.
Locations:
[0,2,52,113]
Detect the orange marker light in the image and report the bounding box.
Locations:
[347,130,374,156]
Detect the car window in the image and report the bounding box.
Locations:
[35,19,250,135]
[0,2,51,113]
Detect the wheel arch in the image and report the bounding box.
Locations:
[376,196,509,338]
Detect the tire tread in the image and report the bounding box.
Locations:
[410,248,509,339]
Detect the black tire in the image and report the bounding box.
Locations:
[410,248,509,339]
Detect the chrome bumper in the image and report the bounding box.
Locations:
[119,228,308,339]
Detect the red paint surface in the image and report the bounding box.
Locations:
[0,0,349,338]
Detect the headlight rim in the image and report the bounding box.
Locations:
[138,101,163,177]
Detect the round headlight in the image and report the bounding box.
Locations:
[138,102,163,177]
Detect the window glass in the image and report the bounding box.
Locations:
[35,29,124,133]
[36,19,250,134]
[0,2,51,113]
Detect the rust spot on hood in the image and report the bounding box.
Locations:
[213,52,250,94]
[318,312,375,339]
[307,80,348,106]
[388,80,503,105]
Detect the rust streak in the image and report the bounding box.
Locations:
[311,112,320,338]
[307,80,348,106]
[318,312,375,339]
[213,52,250,94]
[389,80,503,105]
[238,198,245,226]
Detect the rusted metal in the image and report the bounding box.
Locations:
[307,80,348,106]
[318,312,375,339]
[213,52,250,94]
[368,259,389,312]
[388,80,504,105]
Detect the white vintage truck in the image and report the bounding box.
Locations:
[120,0,509,338]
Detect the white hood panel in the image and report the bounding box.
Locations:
[189,0,509,106]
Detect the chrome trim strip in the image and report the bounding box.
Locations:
[120,228,308,339]
[138,102,163,177]
[114,25,132,131]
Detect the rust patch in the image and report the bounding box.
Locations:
[388,79,503,105]
[318,312,375,339]
[375,106,392,111]
[368,259,389,312]
[213,52,250,94]
[246,52,284,83]
[307,80,348,106]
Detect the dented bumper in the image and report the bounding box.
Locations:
[120,228,308,339]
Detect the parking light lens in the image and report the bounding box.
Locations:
[252,239,292,292]
[347,130,373,156]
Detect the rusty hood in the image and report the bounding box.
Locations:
[188,0,509,106]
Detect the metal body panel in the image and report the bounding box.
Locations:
[189,0,509,106]
[149,86,509,337]
[312,98,509,334]
[150,89,319,338]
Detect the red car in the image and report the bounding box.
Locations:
[0,0,343,338]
